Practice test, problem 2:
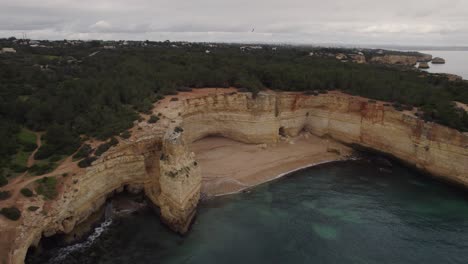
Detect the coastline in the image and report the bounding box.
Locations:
[192,135,353,197]
[2,88,467,264]
[212,159,350,197]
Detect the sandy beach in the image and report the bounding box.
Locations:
[191,133,352,196]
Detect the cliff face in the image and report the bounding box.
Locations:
[370,54,432,66]
[4,89,467,263]
[156,127,201,234]
[7,132,200,263]
[179,91,467,184]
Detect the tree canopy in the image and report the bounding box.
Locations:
[1,40,467,173]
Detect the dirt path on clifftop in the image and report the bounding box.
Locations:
[0,134,82,207]
[27,132,43,167]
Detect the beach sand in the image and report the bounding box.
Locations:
[191,133,352,196]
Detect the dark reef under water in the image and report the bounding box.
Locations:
[27,160,468,264]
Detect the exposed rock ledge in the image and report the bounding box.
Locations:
[371,53,432,66]
[2,89,467,263]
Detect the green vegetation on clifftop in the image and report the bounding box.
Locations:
[1,39,467,172]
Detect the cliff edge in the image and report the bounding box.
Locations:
[1,89,467,263]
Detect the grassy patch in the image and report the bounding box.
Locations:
[8,128,37,171]
[13,149,30,167]
[35,176,58,200]
[17,128,36,145]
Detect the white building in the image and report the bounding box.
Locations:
[0,47,16,53]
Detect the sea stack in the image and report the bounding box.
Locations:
[418,62,430,69]
[432,57,446,64]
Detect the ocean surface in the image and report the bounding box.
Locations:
[28,160,468,264]
[419,50,468,80]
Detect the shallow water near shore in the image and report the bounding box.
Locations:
[28,160,468,264]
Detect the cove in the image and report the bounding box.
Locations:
[27,160,468,264]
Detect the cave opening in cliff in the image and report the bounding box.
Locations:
[279,126,286,137]
[25,189,148,264]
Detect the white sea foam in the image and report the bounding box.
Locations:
[49,218,113,262]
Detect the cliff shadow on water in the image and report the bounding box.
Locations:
[349,143,468,192]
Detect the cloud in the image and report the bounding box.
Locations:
[0,0,467,45]
[90,20,112,31]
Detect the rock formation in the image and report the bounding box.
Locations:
[349,54,366,64]
[156,126,201,234]
[432,57,446,64]
[418,62,430,69]
[335,53,347,60]
[2,89,467,263]
[417,54,433,62]
[371,53,432,66]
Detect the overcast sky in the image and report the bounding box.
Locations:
[1,0,467,45]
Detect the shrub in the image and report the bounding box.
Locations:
[35,177,58,200]
[120,130,131,139]
[29,163,54,176]
[402,105,413,111]
[170,97,179,102]
[392,102,403,111]
[78,156,97,168]
[23,142,38,152]
[0,191,11,200]
[72,144,93,160]
[95,143,111,156]
[0,176,7,188]
[0,207,21,221]
[34,144,55,160]
[49,155,62,162]
[93,137,118,157]
[148,115,159,124]
[28,206,40,212]
[109,137,119,146]
[163,90,178,96]
[177,87,192,92]
[33,125,80,160]
[10,164,27,173]
[20,188,33,197]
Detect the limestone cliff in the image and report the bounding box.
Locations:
[2,89,467,263]
[370,54,432,66]
[156,126,201,234]
[178,91,466,184]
